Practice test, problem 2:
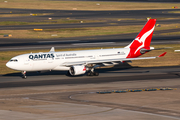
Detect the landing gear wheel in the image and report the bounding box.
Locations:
[22,75,27,79]
[87,72,99,76]
[21,71,27,79]
[87,72,93,76]
[94,72,99,76]
[87,72,90,76]
[66,71,71,76]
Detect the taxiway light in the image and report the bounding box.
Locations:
[34,29,43,31]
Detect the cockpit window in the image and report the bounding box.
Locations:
[10,59,18,62]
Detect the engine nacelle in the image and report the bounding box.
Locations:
[69,65,86,76]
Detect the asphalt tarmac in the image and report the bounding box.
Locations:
[0,66,179,88]
[0,74,179,120]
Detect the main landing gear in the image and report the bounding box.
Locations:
[21,71,27,79]
[87,67,99,76]
[87,71,99,76]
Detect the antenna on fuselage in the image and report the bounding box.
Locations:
[50,47,55,52]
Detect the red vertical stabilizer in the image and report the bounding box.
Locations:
[125,19,156,58]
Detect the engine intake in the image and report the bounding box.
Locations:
[69,65,86,76]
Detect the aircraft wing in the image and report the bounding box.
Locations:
[62,52,167,66]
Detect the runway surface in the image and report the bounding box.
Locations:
[0,66,179,88]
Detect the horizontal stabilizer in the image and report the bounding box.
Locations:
[141,47,171,53]
[158,52,167,57]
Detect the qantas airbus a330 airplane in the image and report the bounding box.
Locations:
[6,19,166,78]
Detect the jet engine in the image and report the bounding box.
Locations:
[69,65,86,76]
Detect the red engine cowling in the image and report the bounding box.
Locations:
[69,65,86,76]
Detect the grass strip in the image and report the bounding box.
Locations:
[0,23,180,39]
[0,13,53,17]
[0,19,102,26]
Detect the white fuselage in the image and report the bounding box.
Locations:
[6,48,130,71]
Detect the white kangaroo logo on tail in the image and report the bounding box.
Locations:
[134,26,155,54]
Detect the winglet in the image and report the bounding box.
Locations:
[158,52,167,57]
[50,47,55,52]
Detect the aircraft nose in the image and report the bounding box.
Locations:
[6,62,11,68]
[6,61,17,70]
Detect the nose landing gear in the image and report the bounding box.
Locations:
[21,71,27,79]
